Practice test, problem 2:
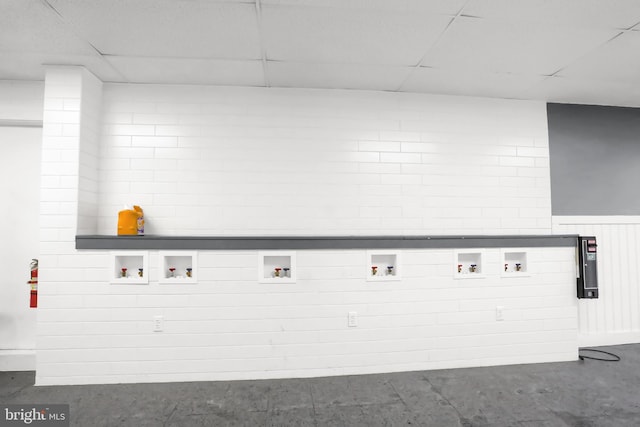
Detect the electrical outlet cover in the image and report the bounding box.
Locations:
[348,311,357,327]
[153,315,164,332]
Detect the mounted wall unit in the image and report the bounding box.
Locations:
[259,251,296,283]
[366,250,401,281]
[159,251,198,284]
[501,249,529,277]
[454,250,485,279]
[110,251,149,284]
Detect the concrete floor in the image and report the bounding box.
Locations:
[1,344,638,427]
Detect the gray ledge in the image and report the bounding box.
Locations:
[0,119,43,128]
[76,234,579,250]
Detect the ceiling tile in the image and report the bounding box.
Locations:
[0,0,96,55]
[421,16,621,75]
[400,67,547,99]
[462,0,640,30]
[0,52,124,82]
[105,56,265,86]
[47,0,261,59]
[267,61,411,91]
[261,5,453,65]
[524,75,640,108]
[555,32,640,84]
[261,0,466,14]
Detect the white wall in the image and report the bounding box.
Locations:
[0,81,44,121]
[36,69,578,385]
[0,127,42,370]
[553,216,640,346]
[0,81,43,371]
[97,85,552,236]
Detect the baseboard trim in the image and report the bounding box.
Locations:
[0,350,36,371]
[578,332,640,348]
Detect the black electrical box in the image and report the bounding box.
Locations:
[577,236,598,299]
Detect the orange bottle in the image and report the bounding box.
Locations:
[118,205,144,235]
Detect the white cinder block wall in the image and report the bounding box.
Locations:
[97,84,552,236]
[36,67,578,385]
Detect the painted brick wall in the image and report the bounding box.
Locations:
[77,72,103,235]
[40,66,83,253]
[36,72,576,385]
[37,67,104,378]
[97,85,552,236]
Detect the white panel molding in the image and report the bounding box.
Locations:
[553,215,640,348]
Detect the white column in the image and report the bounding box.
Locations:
[36,66,103,383]
[40,66,102,253]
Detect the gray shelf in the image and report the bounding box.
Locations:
[76,234,579,250]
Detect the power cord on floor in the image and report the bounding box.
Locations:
[578,348,621,362]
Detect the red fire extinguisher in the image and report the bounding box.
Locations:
[28,259,38,308]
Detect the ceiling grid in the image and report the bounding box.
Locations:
[0,0,638,106]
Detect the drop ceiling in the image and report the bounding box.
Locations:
[2,0,640,107]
